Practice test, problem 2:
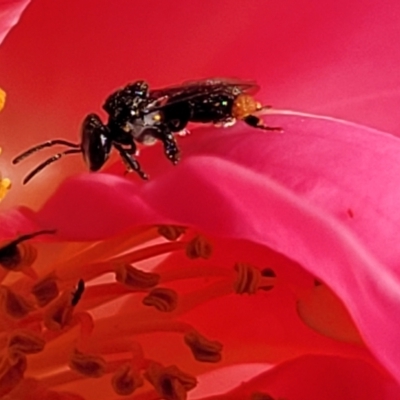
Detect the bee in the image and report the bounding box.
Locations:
[13,78,280,184]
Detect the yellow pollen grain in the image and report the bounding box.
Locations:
[0,88,6,111]
[0,178,11,202]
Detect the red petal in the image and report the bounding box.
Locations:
[0,0,30,45]
[193,355,400,400]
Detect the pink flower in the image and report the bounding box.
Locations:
[1,1,400,399]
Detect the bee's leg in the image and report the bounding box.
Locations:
[113,142,149,180]
[243,115,282,131]
[155,126,181,165]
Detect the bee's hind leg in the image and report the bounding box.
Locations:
[155,126,181,165]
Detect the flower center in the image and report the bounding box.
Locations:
[0,225,278,399]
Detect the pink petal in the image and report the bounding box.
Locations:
[0,0,30,45]
[2,113,400,382]
[193,356,400,400]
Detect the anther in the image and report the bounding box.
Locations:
[31,274,59,307]
[0,352,27,398]
[144,362,197,400]
[111,363,144,396]
[8,330,45,355]
[259,268,276,291]
[185,236,212,259]
[0,286,34,319]
[43,291,74,330]
[158,225,186,241]
[184,330,223,363]
[0,242,36,271]
[261,268,276,277]
[116,264,160,290]
[69,349,107,378]
[142,288,178,312]
[0,230,55,272]
[233,263,261,294]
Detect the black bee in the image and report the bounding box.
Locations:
[13,78,280,183]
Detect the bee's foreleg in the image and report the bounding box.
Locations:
[113,142,149,180]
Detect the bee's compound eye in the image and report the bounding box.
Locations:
[81,114,111,171]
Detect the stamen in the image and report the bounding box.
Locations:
[184,330,223,363]
[0,286,34,319]
[115,264,160,290]
[31,274,59,307]
[111,363,144,396]
[68,349,107,378]
[158,225,186,241]
[8,330,45,355]
[142,288,178,312]
[144,362,197,400]
[185,236,212,259]
[233,263,277,294]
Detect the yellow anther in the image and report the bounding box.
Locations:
[115,264,160,290]
[184,330,223,363]
[69,349,107,378]
[112,363,144,396]
[142,287,178,312]
[0,178,11,202]
[0,88,6,111]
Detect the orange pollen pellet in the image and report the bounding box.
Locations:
[232,94,260,120]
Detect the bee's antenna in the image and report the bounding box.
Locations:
[12,140,81,165]
[23,148,82,185]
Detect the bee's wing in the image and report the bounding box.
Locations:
[145,78,259,113]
